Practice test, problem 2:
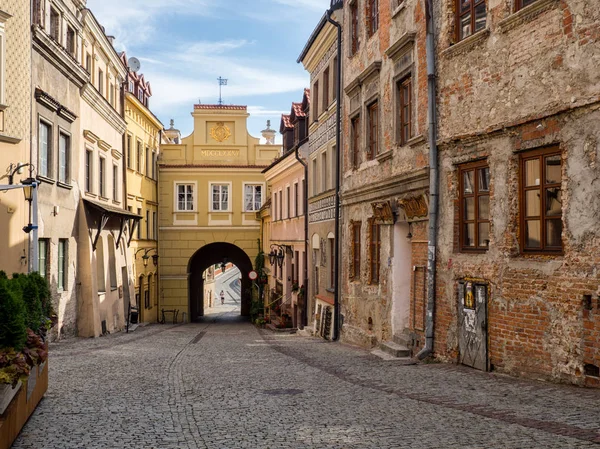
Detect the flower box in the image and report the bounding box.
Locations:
[0,361,48,449]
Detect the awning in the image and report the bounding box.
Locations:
[83,198,142,251]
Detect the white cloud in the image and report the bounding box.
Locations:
[247,106,288,116]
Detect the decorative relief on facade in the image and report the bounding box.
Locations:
[309,114,338,155]
[210,122,231,142]
[320,238,327,267]
[200,149,240,158]
[371,201,395,225]
[308,195,335,223]
[398,194,429,220]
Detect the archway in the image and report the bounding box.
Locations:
[188,242,254,322]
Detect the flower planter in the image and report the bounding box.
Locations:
[0,361,48,449]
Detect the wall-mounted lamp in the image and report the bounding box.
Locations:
[268,244,291,268]
[135,248,158,268]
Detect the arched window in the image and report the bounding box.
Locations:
[96,237,106,292]
[146,274,152,309]
[107,235,117,290]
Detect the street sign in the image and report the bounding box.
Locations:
[248,270,258,281]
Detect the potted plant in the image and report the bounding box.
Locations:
[291,281,299,293]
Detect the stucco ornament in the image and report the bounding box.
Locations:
[210,122,231,142]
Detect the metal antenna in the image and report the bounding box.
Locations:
[218,76,228,105]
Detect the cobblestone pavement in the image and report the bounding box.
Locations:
[12,308,600,449]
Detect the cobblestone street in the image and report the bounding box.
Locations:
[12,309,600,449]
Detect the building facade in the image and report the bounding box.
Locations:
[433,0,600,386]
[338,0,430,348]
[0,0,32,277]
[298,16,339,340]
[263,113,307,329]
[122,53,162,324]
[76,8,136,337]
[158,104,280,322]
[31,0,88,338]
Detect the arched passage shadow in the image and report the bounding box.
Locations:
[188,242,253,322]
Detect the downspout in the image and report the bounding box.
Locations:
[417,0,439,360]
[157,129,162,324]
[326,9,342,341]
[294,144,308,328]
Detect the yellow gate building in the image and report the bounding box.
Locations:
[158,104,279,321]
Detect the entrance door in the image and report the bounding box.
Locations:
[458,281,488,371]
[122,267,130,321]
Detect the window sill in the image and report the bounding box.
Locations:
[174,210,197,213]
[392,2,407,19]
[37,175,55,185]
[442,28,490,58]
[498,0,559,33]
[84,192,97,198]
[376,150,393,163]
[112,200,121,206]
[326,288,335,293]
[99,196,109,201]
[407,134,426,147]
[57,181,73,190]
[0,133,21,144]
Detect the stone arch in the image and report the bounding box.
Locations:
[188,242,254,322]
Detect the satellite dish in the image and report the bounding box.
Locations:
[128,57,141,73]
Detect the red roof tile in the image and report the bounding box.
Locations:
[280,114,292,129]
[194,104,247,110]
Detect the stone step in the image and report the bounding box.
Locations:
[265,323,297,333]
[370,349,416,364]
[379,341,411,358]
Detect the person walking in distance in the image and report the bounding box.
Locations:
[220,290,225,305]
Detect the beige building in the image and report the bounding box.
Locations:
[298,15,339,340]
[159,104,279,322]
[0,1,32,276]
[76,8,137,337]
[31,0,88,338]
[122,53,162,324]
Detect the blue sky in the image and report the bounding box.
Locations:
[87,0,328,143]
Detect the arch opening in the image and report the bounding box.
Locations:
[188,242,254,322]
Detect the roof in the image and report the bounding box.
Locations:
[291,102,306,120]
[159,164,269,169]
[194,104,247,110]
[280,114,293,133]
[83,198,142,220]
[261,149,298,173]
[297,13,329,63]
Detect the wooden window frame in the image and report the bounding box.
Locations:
[351,115,360,169]
[313,81,319,122]
[368,219,381,284]
[519,146,563,254]
[367,101,379,160]
[323,67,330,111]
[515,0,537,11]
[455,0,486,42]
[350,221,361,280]
[398,76,412,145]
[350,2,360,55]
[458,160,490,252]
[366,0,379,38]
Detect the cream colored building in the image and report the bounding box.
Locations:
[0,0,32,277]
[76,9,137,337]
[122,53,162,324]
[159,104,279,322]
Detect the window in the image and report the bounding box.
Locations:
[39,121,51,178]
[96,236,105,292]
[301,180,305,214]
[367,101,379,160]
[145,147,150,177]
[58,239,67,291]
[312,158,318,196]
[244,184,262,212]
[99,157,105,197]
[351,116,360,169]
[152,152,157,179]
[58,133,69,184]
[350,1,360,55]
[323,67,330,111]
[332,57,338,103]
[108,236,117,290]
[98,69,104,95]
[520,147,562,253]
[129,81,134,93]
[153,212,157,240]
[369,220,381,284]
[329,238,335,289]
[278,191,282,220]
[367,0,379,37]
[109,83,114,107]
[294,183,299,217]
[211,184,229,211]
[112,164,118,200]
[273,193,277,220]
[136,208,142,239]
[351,222,361,280]
[33,0,45,27]
[176,184,194,211]
[313,81,319,121]
[294,251,299,283]
[85,54,92,73]
[398,77,412,145]
[515,0,538,9]
[286,186,291,218]
[126,135,132,168]
[146,210,150,239]
[331,146,336,190]
[321,152,327,192]
[50,8,60,41]
[38,239,49,278]
[85,149,92,192]
[136,141,142,172]
[145,275,152,309]
[456,0,486,41]
[459,162,490,251]
[66,26,75,56]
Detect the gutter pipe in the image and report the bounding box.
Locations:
[417,0,439,360]
[294,145,309,328]
[326,9,342,341]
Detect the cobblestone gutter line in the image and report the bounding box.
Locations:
[260,332,600,445]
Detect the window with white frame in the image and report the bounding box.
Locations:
[98,156,106,197]
[244,184,262,211]
[39,120,52,178]
[211,184,229,211]
[176,183,194,211]
[58,132,70,184]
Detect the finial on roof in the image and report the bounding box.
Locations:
[261,119,276,145]
[169,119,175,129]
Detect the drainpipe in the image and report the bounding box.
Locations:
[417,0,439,360]
[294,145,308,328]
[157,129,162,324]
[326,8,342,341]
